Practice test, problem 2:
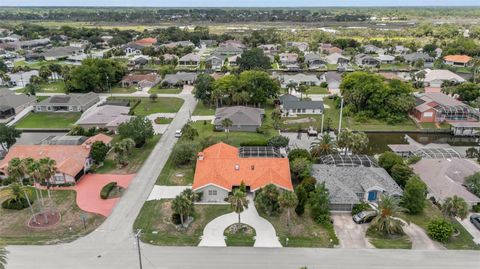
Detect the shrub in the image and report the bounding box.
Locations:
[267,135,290,148]
[320,81,328,88]
[402,176,427,214]
[472,203,480,213]
[91,141,109,163]
[255,184,281,216]
[351,202,371,216]
[171,143,197,166]
[406,155,422,165]
[378,151,404,173]
[464,172,480,197]
[1,197,31,210]
[427,219,454,243]
[239,140,268,147]
[100,182,117,199]
[288,148,311,162]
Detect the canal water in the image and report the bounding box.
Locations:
[365,132,478,155]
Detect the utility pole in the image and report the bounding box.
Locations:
[320,113,325,134]
[106,74,111,97]
[134,229,143,269]
[338,97,344,137]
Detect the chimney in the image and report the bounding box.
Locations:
[198,152,204,161]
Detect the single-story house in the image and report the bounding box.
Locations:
[279,94,324,116]
[286,41,309,52]
[206,54,225,70]
[35,92,99,113]
[214,106,265,132]
[135,37,157,47]
[19,38,50,50]
[312,164,403,211]
[279,53,298,66]
[162,72,198,86]
[0,89,36,118]
[200,40,218,47]
[178,53,200,67]
[162,41,195,49]
[403,52,435,66]
[40,46,84,61]
[0,134,111,184]
[258,44,280,55]
[75,105,133,133]
[215,45,244,56]
[320,72,342,94]
[127,55,150,69]
[420,69,466,90]
[412,158,480,207]
[304,53,327,69]
[123,42,145,55]
[319,43,343,55]
[376,54,396,64]
[219,40,246,50]
[412,92,479,123]
[355,54,381,67]
[362,44,384,54]
[6,70,39,88]
[443,55,472,67]
[280,73,321,88]
[121,73,161,89]
[192,143,293,203]
[394,45,410,55]
[325,53,350,65]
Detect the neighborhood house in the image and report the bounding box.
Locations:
[35,92,99,112]
[412,92,479,123]
[214,106,265,132]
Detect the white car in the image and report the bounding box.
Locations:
[175,130,182,138]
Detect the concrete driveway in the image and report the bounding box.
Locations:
[147,185,190,200]
[199,196,282,248]
[403,222,445,250]
[458,214,480,245]
[332,213,373,249]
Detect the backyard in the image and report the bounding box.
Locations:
[133,200,231,246]
[0,189,104,245]
[107,97,184,116]
[15,112,81,129]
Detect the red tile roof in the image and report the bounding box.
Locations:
[193,143,293,192]
[135,38,157,46]
[443,55,472,64]
[83,133,113,146]
[0,145,90,177]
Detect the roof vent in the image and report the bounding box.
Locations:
[235,164,240,171]
[251,165,255,170]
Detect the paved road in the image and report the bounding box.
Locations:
[199,196,282,248]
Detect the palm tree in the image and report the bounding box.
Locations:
[279,191,298,227]
[39,158,57,214]
[310,133,337,158]
[442,196,469,220]
[286,81,297,94]
[113,138,135,166]
[350,132,369,154]
[228,189,249,224]
[221,118,233,139]
[171,194,193,227]
[371,195,405,236]
[472,57,480,83]
[4,183,27,205]
[298,84,308,100]
[0,245,8,269]
[7,158,37,223]
[25,159,50,223]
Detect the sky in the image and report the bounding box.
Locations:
[6,0,480,7]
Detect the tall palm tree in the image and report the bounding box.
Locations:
[26,159,50,223]
[113,138,135,166]
[286,81,297,94]
[442,195,469,220]
[472,57,480,83]
[39,158,57,214]
[221,118,233,139]
[371,195,405,236]
[0,245,7,269]
[279,191,298,227]
[298,84,308,100]
[171,194,193,227]
[310,133,337,158]
[228,189,249,224]
[7,158,36,223]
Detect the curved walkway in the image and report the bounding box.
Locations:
[403,222,445,250]
[199,196,282,248]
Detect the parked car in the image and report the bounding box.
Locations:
[175,130,182,138]
[353,211,377,224]
[470,214,480,231]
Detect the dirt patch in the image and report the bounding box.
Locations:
[28,212,61,228]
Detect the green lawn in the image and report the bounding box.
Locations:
[107,97,184,116]
[398,202,480,250]
[95,135,161,174]
[322,97,419,132]
[366,228,412,249]
[15,112,81,129]
[224,224,256,247]
[306,86,329,94]
[16,81,66,94]
[14,60,70,70]
[192,102,216,116]
[258,207,337,248]
[36,96,49,102]
[0,189,104,245]
[155,154,195,185]
[148,87,182,94]
[134,200,231,246]
[154,117,173,124]
[110,86,137,94]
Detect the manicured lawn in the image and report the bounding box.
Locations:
[36,96,49,102]
[192,102,216,116]
[15,112,81,129]
[107,97,184,116]
[224,224,256,247]
[327,64,338,71]
[110,86,137,94]
[306,86,329,94]
[322,97,419,132]
[398,202,480,250]
[133,200,231,246]
[420,122,451,130]
[155,154,194,186]
[16,81,66,94]
[0,189,104,245]
[366,228,412,249]
[154,117,173,124]
[14,60,69,70]
[95,135,161,174]
[148,87,182,94]
[258,207,337,248]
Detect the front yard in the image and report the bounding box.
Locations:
[306,86,329,95]
[366,229,412,249]
[0,189,104,245]
[16,81,66,94]
[148,87,182,94]
[107,97,184,116]
[15,112,81,129]
[192,102,216,116]
[133,200,231,246]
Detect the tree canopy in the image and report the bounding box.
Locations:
[237,48,272,72]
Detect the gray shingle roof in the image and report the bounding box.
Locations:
[312,164,403,204]
[214,106,265,126]
[283,100,324,110]
[38,92,99,107]
[162,72,197,85]
[0,89,36,109]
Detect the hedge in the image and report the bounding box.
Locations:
[100,182,118,199]
[239,140,268,147]
[1,197,32,210]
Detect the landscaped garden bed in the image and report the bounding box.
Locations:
[224,223,256,247]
